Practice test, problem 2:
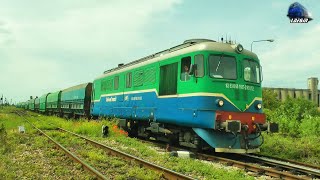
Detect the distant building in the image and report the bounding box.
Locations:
[264,77,319,107]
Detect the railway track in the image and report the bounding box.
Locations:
[16,110,320,179]
[198,153,318,180]
[15,111,195,180]
[240,153,320,178]
[16,111,108,180]
[139,138,320,179]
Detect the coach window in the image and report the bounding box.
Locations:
[126,72,132,88]
[114,76,119,90]
[194,54,204,77]
[180,56,191,81]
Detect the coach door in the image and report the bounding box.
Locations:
[159,62,178,96]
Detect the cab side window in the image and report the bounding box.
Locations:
[180,56,191,81]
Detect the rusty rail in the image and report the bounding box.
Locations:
[16,110,194,179]
[16,111,108,180]
[197,153,311,180]
[242,154,320,178]
[57,127,195,180]
[252,153,320,170]
[138,138,316,179]
[19,109,315,179]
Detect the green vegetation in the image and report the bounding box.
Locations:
[31,112,253,179]
[261,89,320,165]
[0,108,93,179]
[0,123,10,154]
[0,107,254,179]
[262,89,281,111]
[46,131,161,179]
[3,92,320,179]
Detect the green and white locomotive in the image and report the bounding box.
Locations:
[21,39,278,153]
[91,39,277,153]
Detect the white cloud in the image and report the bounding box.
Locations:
[0,0,181,103]
[7,0,181,53]
[2,0,317,104]
[260,24,320,88]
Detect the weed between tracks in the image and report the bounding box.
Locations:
[47,130,162,179]
[1,107,255,179]
[0,108,93,179]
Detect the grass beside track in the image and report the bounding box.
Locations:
[0,107,93,179]
[45,130,162,179]
[0,107,254,179]
[261,133,320,166]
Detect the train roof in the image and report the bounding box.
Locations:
[96,39,258,80]
[61,82,91,93]
[40,93,50,99]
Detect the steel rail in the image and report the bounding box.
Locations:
[197,153,310,180]
[251,153,320,171]
[137,138,313,179]
[16,112,108,180]
[57,127,195,180]
[18,110,315,179]
[242,154,320,178]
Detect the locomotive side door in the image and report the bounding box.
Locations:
[159,62,178,96]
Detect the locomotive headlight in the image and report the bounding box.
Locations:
[256,103,262,110]
[216,99,224,107]
[235,44,244,53]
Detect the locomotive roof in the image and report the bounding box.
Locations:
[96,39,258,80]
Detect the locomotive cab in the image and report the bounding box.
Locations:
[179,42,278,153]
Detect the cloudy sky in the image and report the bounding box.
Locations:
[0,0,319,103]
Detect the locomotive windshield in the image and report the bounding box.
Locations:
[209,55,237,79]
[243,59,261,83]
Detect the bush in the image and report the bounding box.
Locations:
[261,133,320,165]
[300,116,320,136]
[264,96,320,137]
[262,95,320,165]
[262,89,280,110]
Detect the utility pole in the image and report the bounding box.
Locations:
[0,94,3,109]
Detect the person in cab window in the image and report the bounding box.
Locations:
[181,65,190,81]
